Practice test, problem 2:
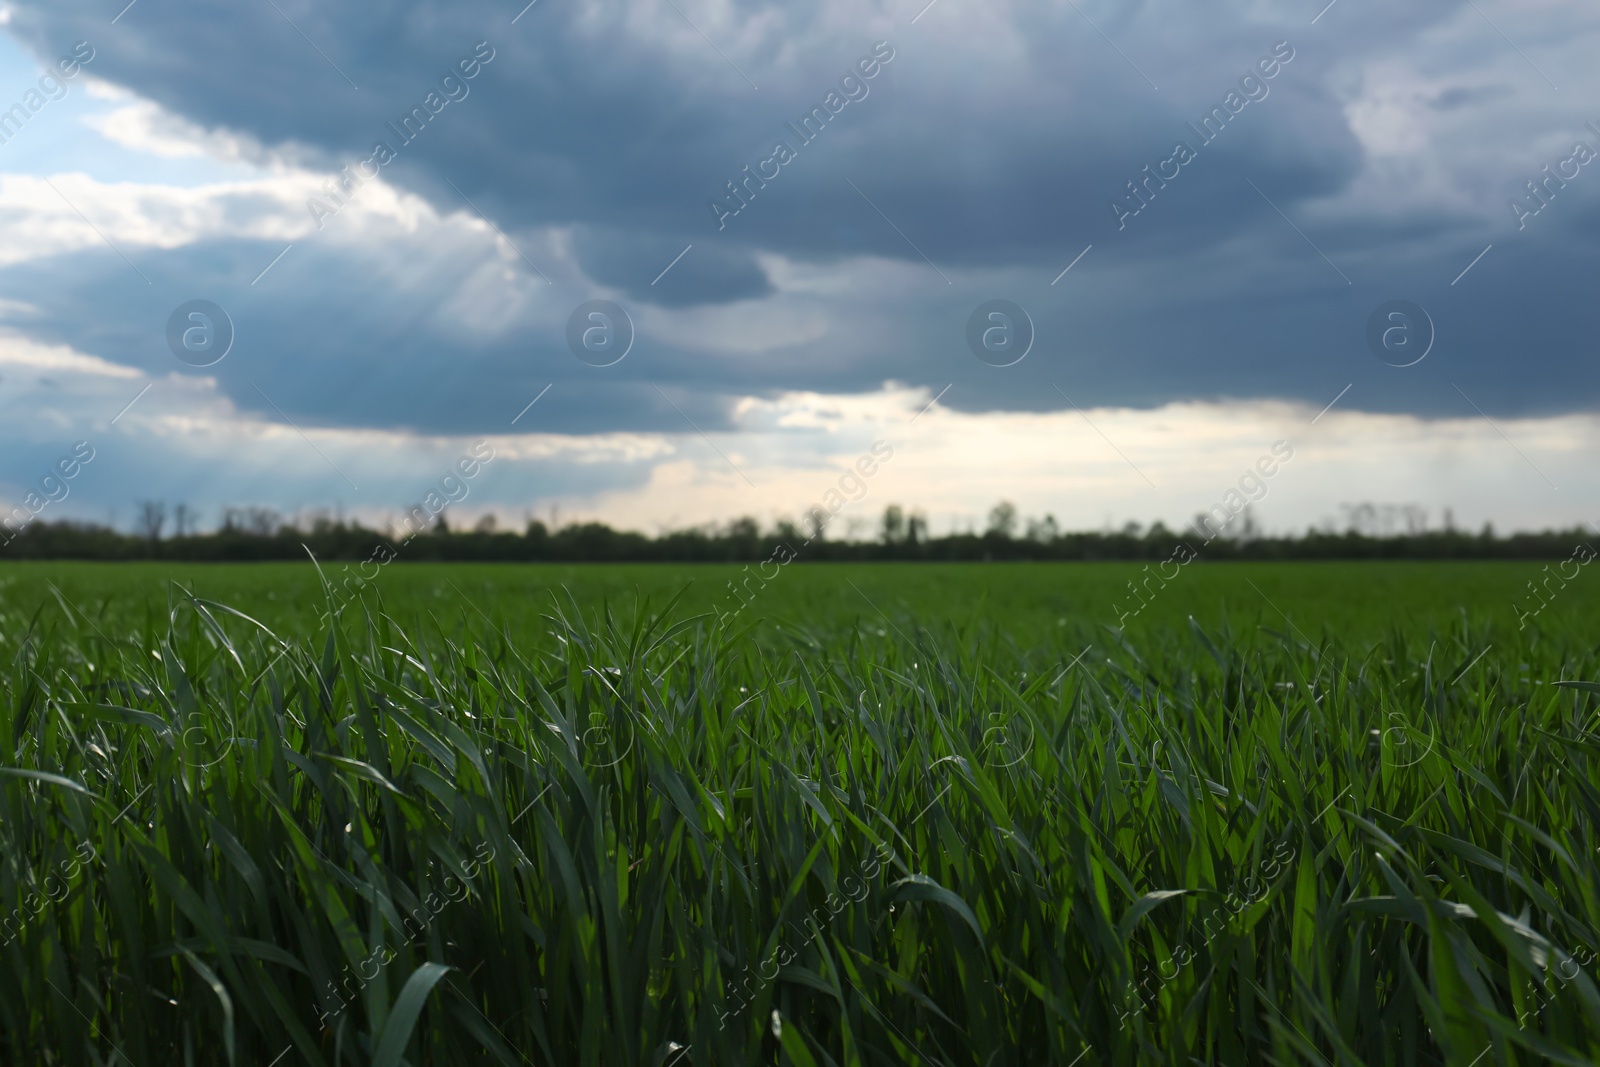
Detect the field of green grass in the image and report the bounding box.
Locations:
[1,561,1597,1065]
[1,559,1590,639]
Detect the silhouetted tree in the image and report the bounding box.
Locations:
[1027,514,1060,542]
[805,507,828,542]
[881,505,905,544]
[135,501,166,542]
[987,501,1017,538]
[907,510,928,545]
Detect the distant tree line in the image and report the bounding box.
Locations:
[0,499,1594,562]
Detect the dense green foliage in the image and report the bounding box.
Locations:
[1,562,1598,1065]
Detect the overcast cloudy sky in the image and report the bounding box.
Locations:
[0,0,1594,537]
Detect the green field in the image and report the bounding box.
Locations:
[1,559,1589,639]
[1,561,1597,1065]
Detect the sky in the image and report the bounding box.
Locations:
[0,0,1595,539]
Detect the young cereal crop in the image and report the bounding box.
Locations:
[0,570,1597,1065]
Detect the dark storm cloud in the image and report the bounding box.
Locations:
[0,0,1362,269]
[0,236,751,435]
[571,228,773,308]
[2,0,1597,428]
